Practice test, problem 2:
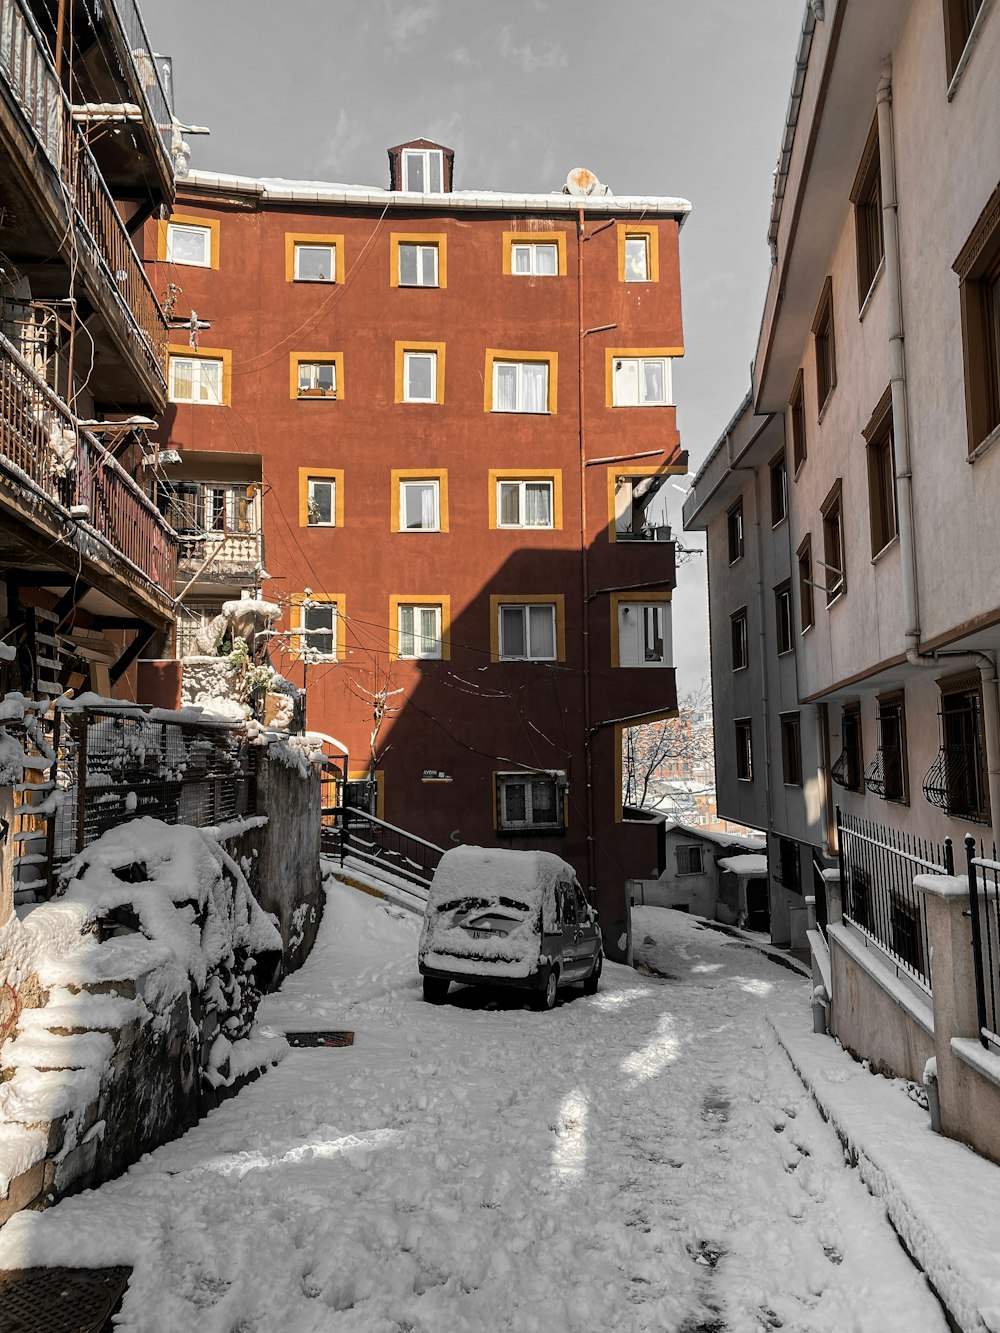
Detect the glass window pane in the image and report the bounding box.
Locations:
[512,245,531,274]
[417,607,439,656]
[498,482,520,525]
[309,480,333,524]
[524,482,551,526]
[169,225,208,265]
[305,605,334,656]
[528,605,555,659]
[404,152,424,191]
[625,236,648,281]
[406,353,434,400]
[402,481,437,530]
[399,244,418,285]
[504,781,527,824]
[170,358,193,401]
[643,606,664,662]
[418,246,438,285]
[428,152,442,192]
[398,604,414,656]
[521,362,547,413]
[536,244,558,275]
[296,245,334,281]
[200,361,223,403]
[494,363,518,412]
[531,780,557,823]
[642,359,665,404]
[613,358,639,406]
[500,606,525,657]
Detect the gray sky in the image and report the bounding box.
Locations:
[148,0,803,693]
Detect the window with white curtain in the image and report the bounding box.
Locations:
[403,351,436,402]
[402,149,443,192]
[498,603,557,660]
[612,356,671,406]
[399,479,440,531]
[497,479,553,528]
[398,243,439,287]
[398,603,442,659]
[166,223,211,267]
[169,355,223,404]
[492,360,549,413]
[511,243,558,276]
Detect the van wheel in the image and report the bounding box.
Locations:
[535,967,559,1011]
[583,953,602,995]
[423,976,450,1004]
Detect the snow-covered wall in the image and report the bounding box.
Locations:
[0,822,287,1225]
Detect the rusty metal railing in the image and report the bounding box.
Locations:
[0,331,176,591]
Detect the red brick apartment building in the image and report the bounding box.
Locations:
[142,142,689,954]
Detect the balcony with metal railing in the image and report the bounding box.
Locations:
[0,329,176,602]
[0,0,169,401]
[103,0,173,159]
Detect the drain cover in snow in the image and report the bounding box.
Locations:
[285,1030,355,1048]
[0,1266,131,1332]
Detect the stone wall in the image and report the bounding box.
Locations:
[255,745,323,973]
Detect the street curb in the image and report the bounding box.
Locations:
[768,1014,1000,1333]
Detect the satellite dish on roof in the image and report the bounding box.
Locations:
[564,167,607,196]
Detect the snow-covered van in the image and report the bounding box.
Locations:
[417,846,602,1010]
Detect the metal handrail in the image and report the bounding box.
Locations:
[105,0,172,152]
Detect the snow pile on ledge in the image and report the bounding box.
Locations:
[718,854,768,876]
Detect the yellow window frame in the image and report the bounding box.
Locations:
[290,591,346,661]
[159,213,220,269]
[285,233,345,283]
[290,351,344,401]
[298,468,345,528]
[617,225,659,283]
[394,342,446,404]
[391,469,449,533]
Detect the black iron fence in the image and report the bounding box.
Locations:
[321,806,443,894]
[964,835,1000,1050]
[836,806,953,989]
[45,705,258,887]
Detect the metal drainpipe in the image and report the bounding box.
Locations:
[576,209,597,898]
[878,59,1000,838]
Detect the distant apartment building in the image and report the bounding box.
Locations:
[683,0,1000,1165]
[140,144,690,954]
[0,0,177,918]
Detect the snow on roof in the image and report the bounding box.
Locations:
[718,854,768,876]
[184,170,691,220]
[659,820,766,850]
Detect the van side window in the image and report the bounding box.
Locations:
[558,884,576,927]
[573,885,590,921]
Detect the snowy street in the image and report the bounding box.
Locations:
[0,883,947,1333]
